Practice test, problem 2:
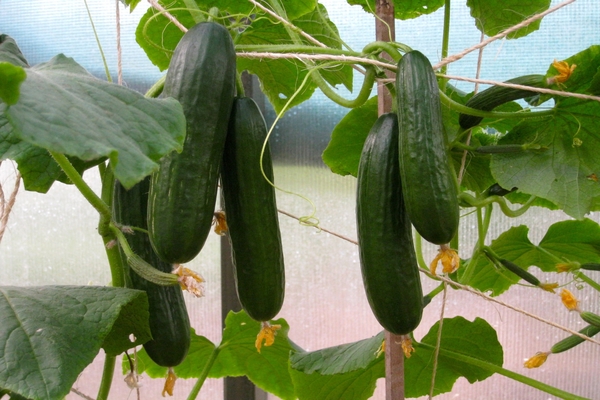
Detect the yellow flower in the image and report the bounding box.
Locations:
[162,367,177,396]
[172,265,205,297]
[547,59,576,85]
[538,282,559,293]
[255,322,281,353]
[524,352,549,368]
[430,244,460,275]
[560,288,579,311]
[212,211,228,236]
[555,261,580,273]
[401,336,415,358]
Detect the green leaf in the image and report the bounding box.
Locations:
[2,54,185,190]
[459,219,600,295]
[490,98,600,219]
[0,35,29,67]
[209,311,298,400]
[121,0,141,12]
[346,0,444,20]
[0,63,26,105]
[135,1,196,71]
[466,0,551,39]
[289,332,385,400]
[0,286,150,400]
[407,316,503,397]
[321,96,378,177]
[124,327,216,378]
[124,311,297,400]
[198,0,316,20]
[545,46,600,94]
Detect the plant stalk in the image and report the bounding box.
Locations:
[186,346,221,400]
[96,354,116,400]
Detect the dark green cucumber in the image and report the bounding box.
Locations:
[148,22,236,264]
[396,50,459,245]
[458,74,546,130]
[551,324,600,354]
[113,178,190,367]
[220,97,285,322]
[356,113,423,335]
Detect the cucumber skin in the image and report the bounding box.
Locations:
[458,74,545,130]
[113,178,190,367]
[396,50,459,245]
[148,22,236,264]
[357,113,423,335]
[220,97,285,322]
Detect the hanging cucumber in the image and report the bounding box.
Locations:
[148,21,236,264]
[220,97,285,322]
[458,74,546,130]
[356,113,423,335]
[113,177,190,369]
[396,50,459,245]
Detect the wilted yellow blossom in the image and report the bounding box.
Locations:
[524,352,549,368]
[538,282,559,293]
[430,245,460,275]
[213,211,228,236]
[401,336,415,358]
[547,59,576,85]
[556,261,580,273]
[255,322,281,353]
[560,288,579,311]
[172,265,205,297]
[162,367,177,397]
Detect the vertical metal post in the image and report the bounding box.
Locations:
[220,71,268,400]
[375,1,405,399]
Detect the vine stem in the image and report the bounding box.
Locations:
[96,354,116,400]
[186,347,220,400]
[417,342,588,400]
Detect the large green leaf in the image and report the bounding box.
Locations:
[0,286,150,400]
[489,47,600,219]
[458,219,600,295]
[197,0,317,20]
[135,1,196,71]
[289,332,385,400]
[407,317,503,397]
[466,0,551,39]
[346,0,444,20]
[126,311,297,400]
[209,311,298,400]
[1,53,185,191]
[321,96,378,177]
[288,317,502,399]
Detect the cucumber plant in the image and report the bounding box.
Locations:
[1,1,600,400]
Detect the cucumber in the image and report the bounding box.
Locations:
[148,21,236,264]
[113,178,190,367]
[220,97,285,322]
[396,50,459,245]
[458,74,546,130]
[356,113,423,335]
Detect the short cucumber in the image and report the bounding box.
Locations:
[458,74,546,130]
[220,97,285,322]
[148,21,236,264]
[396,50,459,245]
[113,178,190,367]
[356,113,423,335]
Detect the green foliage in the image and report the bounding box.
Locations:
[322,96,378,176]
[0,42,186,192]
[0,62,25,105]
[346,0,444,20]
[0,286,151,400]
[466,0,551,39]
[127,311,298,400]
[459,219,600,295]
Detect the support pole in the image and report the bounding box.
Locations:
[375,2,405,399]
